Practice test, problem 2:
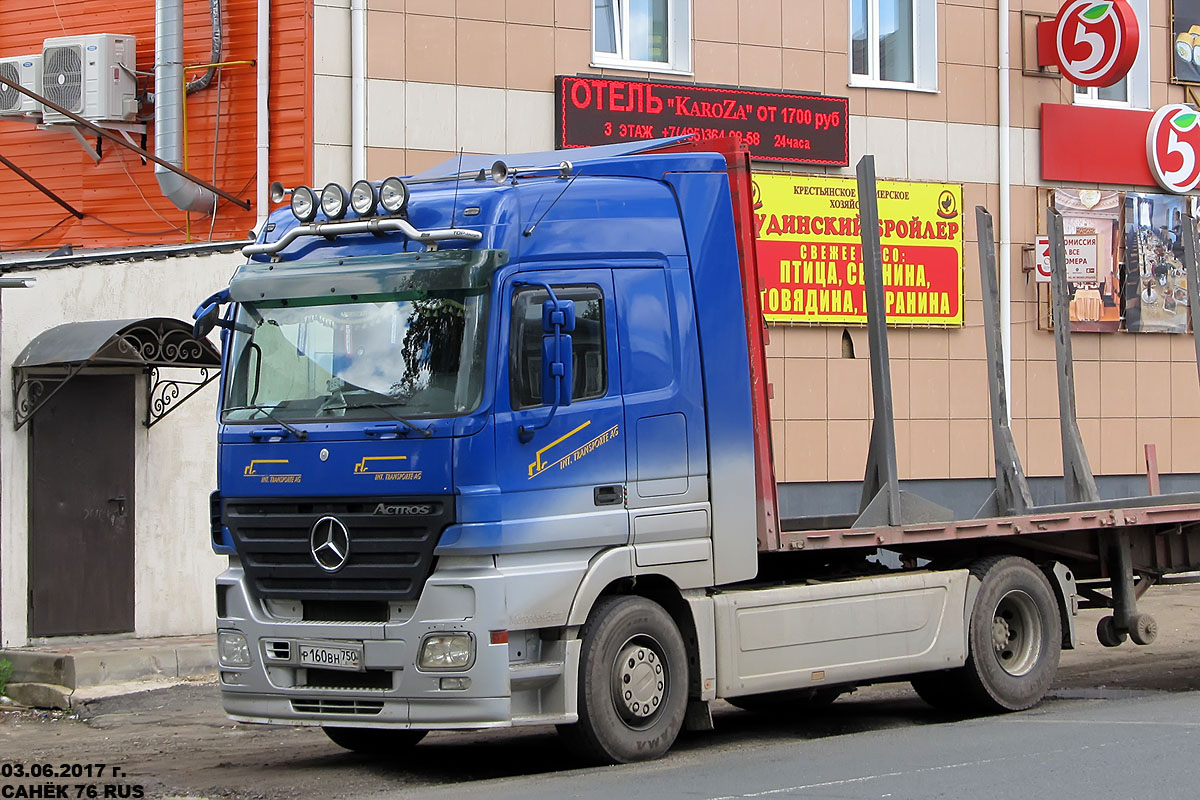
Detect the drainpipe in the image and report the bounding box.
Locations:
[999,0,1013,421]
[351,0,366,182]
[155,0,218,214]
[256,0,270,228]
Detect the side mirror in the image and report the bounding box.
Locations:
[193,303,221,339]
[541,332,573,406]
[540,298,575,407]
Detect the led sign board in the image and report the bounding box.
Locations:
[555,76,850,166]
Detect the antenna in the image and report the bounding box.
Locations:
[450,148,464,229]
[524,164,579,237]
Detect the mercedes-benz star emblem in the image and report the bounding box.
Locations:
[310,516,351,572]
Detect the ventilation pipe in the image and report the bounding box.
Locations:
[155,0,218,214]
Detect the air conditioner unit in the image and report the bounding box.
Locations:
[40,33,137,125]
[0,54,42,120]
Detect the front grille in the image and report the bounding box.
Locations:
[225,497,452,603]
[291,698,384,715]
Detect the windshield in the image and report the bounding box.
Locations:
[223,291,489,422]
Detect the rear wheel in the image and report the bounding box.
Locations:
[913,556,1061,713]
[557,595,688,764]
[323,727,426,755]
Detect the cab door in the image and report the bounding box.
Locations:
[492,269,628,552]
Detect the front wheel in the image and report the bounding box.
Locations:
[557,595,689,764]
[323,726,426,755]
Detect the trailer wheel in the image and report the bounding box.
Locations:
[557,595,688,764]
[960,555,1062,712]
[1128,613,1158,646]
[1096,615,1127,647]
[322,727,426,755]
[726,687,844,714]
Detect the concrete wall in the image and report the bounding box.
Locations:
[0,252,235,647]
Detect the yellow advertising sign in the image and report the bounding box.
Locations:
[753,174,964,325]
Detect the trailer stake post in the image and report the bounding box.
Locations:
[975,207,1034,518]
[853,156,951,527]
[1047,208,1100,504]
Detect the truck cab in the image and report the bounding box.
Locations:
[208,140,765,761]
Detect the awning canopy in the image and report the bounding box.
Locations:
[13,317,221,429]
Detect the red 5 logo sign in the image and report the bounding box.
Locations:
[1147,104,1200,194]
[1054,0,1139,87]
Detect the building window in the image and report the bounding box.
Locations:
[592,0,691,73]
[1073,0,1150,109]
[850,0,937,90]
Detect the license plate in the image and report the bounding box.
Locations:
[298,642,363,671]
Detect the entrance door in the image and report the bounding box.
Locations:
[29,374,136,637]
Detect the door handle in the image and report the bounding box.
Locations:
[594,485,625,506]
[364,424,400,439]
[108,496,127,515]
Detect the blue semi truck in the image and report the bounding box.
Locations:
[196,137,1200,764]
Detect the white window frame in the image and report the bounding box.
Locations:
[1073,0,1150,109]
[848,0,938,92]
[591,0,693,76]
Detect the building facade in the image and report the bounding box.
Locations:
[0,0,1197,645]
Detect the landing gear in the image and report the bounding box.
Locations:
[1096,616,1127,648]
[913,555,1061,713]
[558,595,688,764]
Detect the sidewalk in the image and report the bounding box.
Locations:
[1,633,216,709]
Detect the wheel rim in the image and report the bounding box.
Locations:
[990,589,1043,677]
[610,634,668,730]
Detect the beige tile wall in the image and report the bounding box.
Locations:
[316,0,1200,482]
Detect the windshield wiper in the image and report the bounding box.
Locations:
[322,399,434,438]
[224,404,309,440]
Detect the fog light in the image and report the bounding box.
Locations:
[290,186,317,223]
[379,177,409,215]
[351,180,377,216]
[321,182,349,220]
[218,630,251,668]
[440,677,471,690]
[419,633,473,669]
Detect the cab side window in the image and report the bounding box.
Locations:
[510,285,607,409]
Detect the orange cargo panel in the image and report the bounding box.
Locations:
[0,0,312,251]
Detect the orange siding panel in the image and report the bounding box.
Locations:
[0,0,312,251]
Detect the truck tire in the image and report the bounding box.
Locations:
[322,727,426,755]
[726,687,844,714]
[913,556,1061,714]
[557,595,688,764]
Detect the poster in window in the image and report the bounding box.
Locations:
[1051,189,1122,332]
[1173,0,1200,84]
[1122,192,1191,333]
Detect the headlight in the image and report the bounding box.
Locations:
[418,633,473,670]
[379,177,409,215]
[290,186,317,223]
[321,182,349,220]
[351,180,377,216]
[218,630,251,668]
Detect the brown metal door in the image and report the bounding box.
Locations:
[29,374,135,637]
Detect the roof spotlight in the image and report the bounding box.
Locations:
[321,183,350,220]
[290,186,318,223]
[490,160,510,184]
[350,180,378,216]
[379,177,409,215]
